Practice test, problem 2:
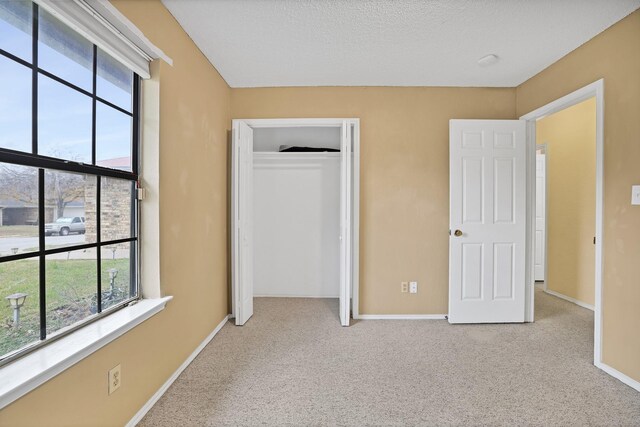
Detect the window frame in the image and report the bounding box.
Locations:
[0,1,141,366]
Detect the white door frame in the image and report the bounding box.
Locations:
[534,144,547,287]
[520,79,604,366]
[231,118,361,320]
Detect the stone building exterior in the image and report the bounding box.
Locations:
[0,204,55,226]
[84,177,133,243]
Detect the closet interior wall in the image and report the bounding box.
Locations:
[252,127,342,298]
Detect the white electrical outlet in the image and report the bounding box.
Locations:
[401,282,408,293]
[632,185,640,205]
[108,364,121,395]
[409,281,418,294]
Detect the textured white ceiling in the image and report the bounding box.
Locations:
[161,0,640,88]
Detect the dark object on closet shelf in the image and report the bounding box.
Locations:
[279,145,340,153]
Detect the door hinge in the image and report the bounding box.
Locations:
[593,236,596,245]
[137,187,146,201]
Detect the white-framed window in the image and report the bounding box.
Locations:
[0,0,140,365]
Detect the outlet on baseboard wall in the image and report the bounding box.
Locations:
[409,281,418,294]
[108,364,122,395]
[401,281,418,293]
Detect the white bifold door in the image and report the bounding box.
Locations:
[231,120,254,325]
[449,120,527,323]
[232,119,356,326]
[339,121,353,326]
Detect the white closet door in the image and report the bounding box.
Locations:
[449,119,526,323]
[232,120,254,325]
[339,121,352,326]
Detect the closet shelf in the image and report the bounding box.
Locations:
[253,151,341,159]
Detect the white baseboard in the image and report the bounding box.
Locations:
[126,315,229,427]
[596,361,640,392]
[254,295,338,298]
[355,314,447,320]
[544,289,594,311]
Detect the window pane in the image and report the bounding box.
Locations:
[46,247,97,335]
[0,164,39,257]
[38,74,92,162]
[38,8,92,91]
[44,171,96,249]
[101,242,134,310]
[96,103,132,171]
[0,55,31,153]
[0,0,32,62]
[97,48,132,112]
[0,258,40,357]
[100,177,133,241]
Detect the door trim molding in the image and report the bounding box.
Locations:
[239,118,353,128]
[520,79,604,367]
[534,144,547,288]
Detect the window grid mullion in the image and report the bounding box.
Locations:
[31,2,38,156]
[37,67,93,98]
[33,3,47,342]
[0,237,138,264]
[0,48,32,69]
[92,45,97,167]
[131,76,140,298]
[38,169,46,340]
[33,69,133,119]
[96,96,133,117]
[93,46,103,312]
[96,176,102,313]
[0,148,138,180]
[132,75,140,176]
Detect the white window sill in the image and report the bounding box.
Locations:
[0,296,172,410]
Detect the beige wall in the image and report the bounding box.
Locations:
[517,10,640,382]
[0,1,231,425]
[536,98,596,306]
[231,87,516,315]
[2,3,638,426]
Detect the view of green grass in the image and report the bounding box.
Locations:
[0,258,130,357]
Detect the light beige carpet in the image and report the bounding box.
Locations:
[140,288,640,426]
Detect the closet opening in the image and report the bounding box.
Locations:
[231,119,360,327]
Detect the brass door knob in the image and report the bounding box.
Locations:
[454,229,463,237]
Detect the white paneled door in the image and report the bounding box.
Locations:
[535,151,546,281]
[232,120,254,325]
[449,120,527,323]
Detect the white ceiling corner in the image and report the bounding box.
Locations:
[160,0,640,88]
